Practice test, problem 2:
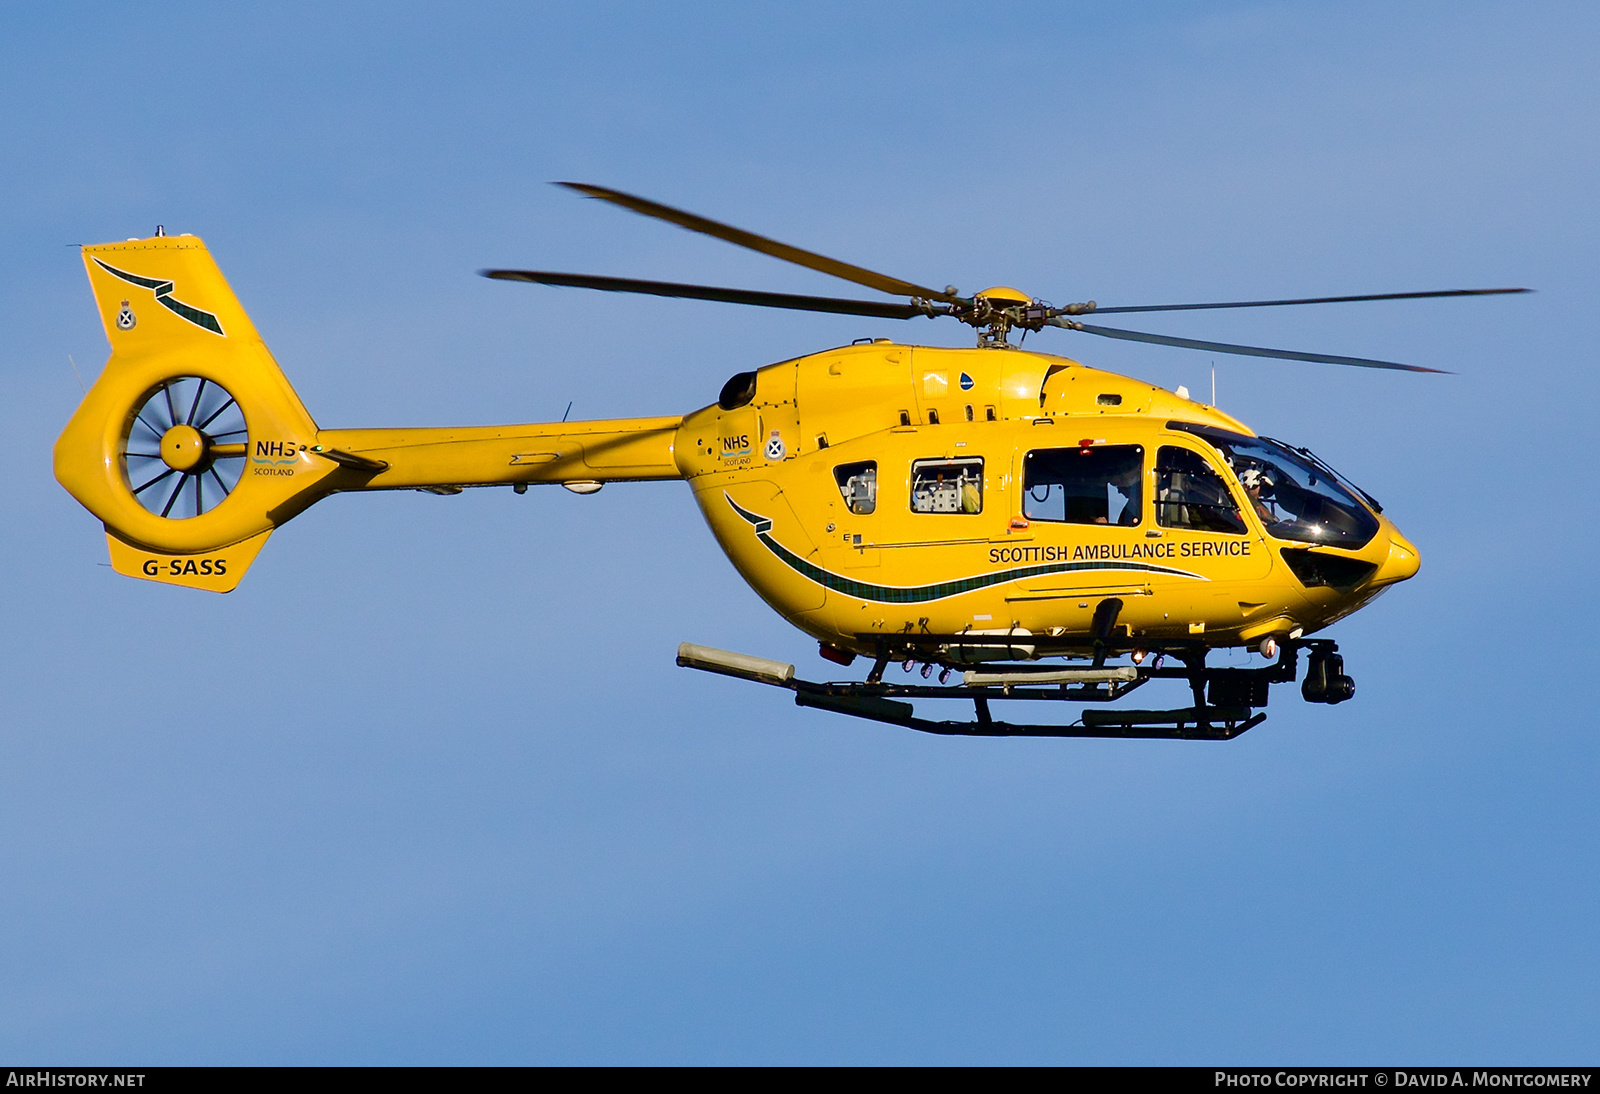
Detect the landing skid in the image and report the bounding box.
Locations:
[675,641,1317,740]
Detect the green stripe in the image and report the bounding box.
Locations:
[156,294,224,335]
[725,494,1203,604]
[92,257,169,291]
[93,257,225,336]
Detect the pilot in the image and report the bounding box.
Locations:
[1238,467,1275,522]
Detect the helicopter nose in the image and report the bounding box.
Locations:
[1370,529,1421,587]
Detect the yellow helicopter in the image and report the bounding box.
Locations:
[53,184,1526,740]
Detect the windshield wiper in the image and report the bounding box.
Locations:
[1263,437,1383,514]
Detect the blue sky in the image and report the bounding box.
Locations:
[2,1,1596,1063]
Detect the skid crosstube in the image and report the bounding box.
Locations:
[674,639,1329,740]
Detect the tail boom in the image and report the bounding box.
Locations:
[313,415,684,489]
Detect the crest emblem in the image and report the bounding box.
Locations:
[115,300,136,330]
[763,430,786,461]
[959,371,974,390]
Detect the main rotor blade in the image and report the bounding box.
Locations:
[482,269,934,319]
[1048,319,1449,373]
[1076,287,1530,316]
[557,182,961,303]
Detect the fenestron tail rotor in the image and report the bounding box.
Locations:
[123,376,248,519]
[483,182,1530,370]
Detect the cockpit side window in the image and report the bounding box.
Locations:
[1024,445,1142,526]
[910,457,983,514]
[1156,445,1247,534]
[833,461,877,515]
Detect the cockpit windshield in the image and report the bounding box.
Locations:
[1169,423,1380,549]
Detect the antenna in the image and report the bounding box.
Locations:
[68,354,86,395]
[562,400,573,423]
[1210,361,1216,407]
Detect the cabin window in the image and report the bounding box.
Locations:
[1024,445,1142,526]
[910,457,983,514]
[833,461,877,515]
[1156,446,1246,534]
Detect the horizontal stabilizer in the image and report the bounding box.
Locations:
[105,528,273,593]
[310,447,390,472]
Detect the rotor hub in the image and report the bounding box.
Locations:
[966,288,1039,347]
[160,424,209,472]
[972,286,1031,306]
